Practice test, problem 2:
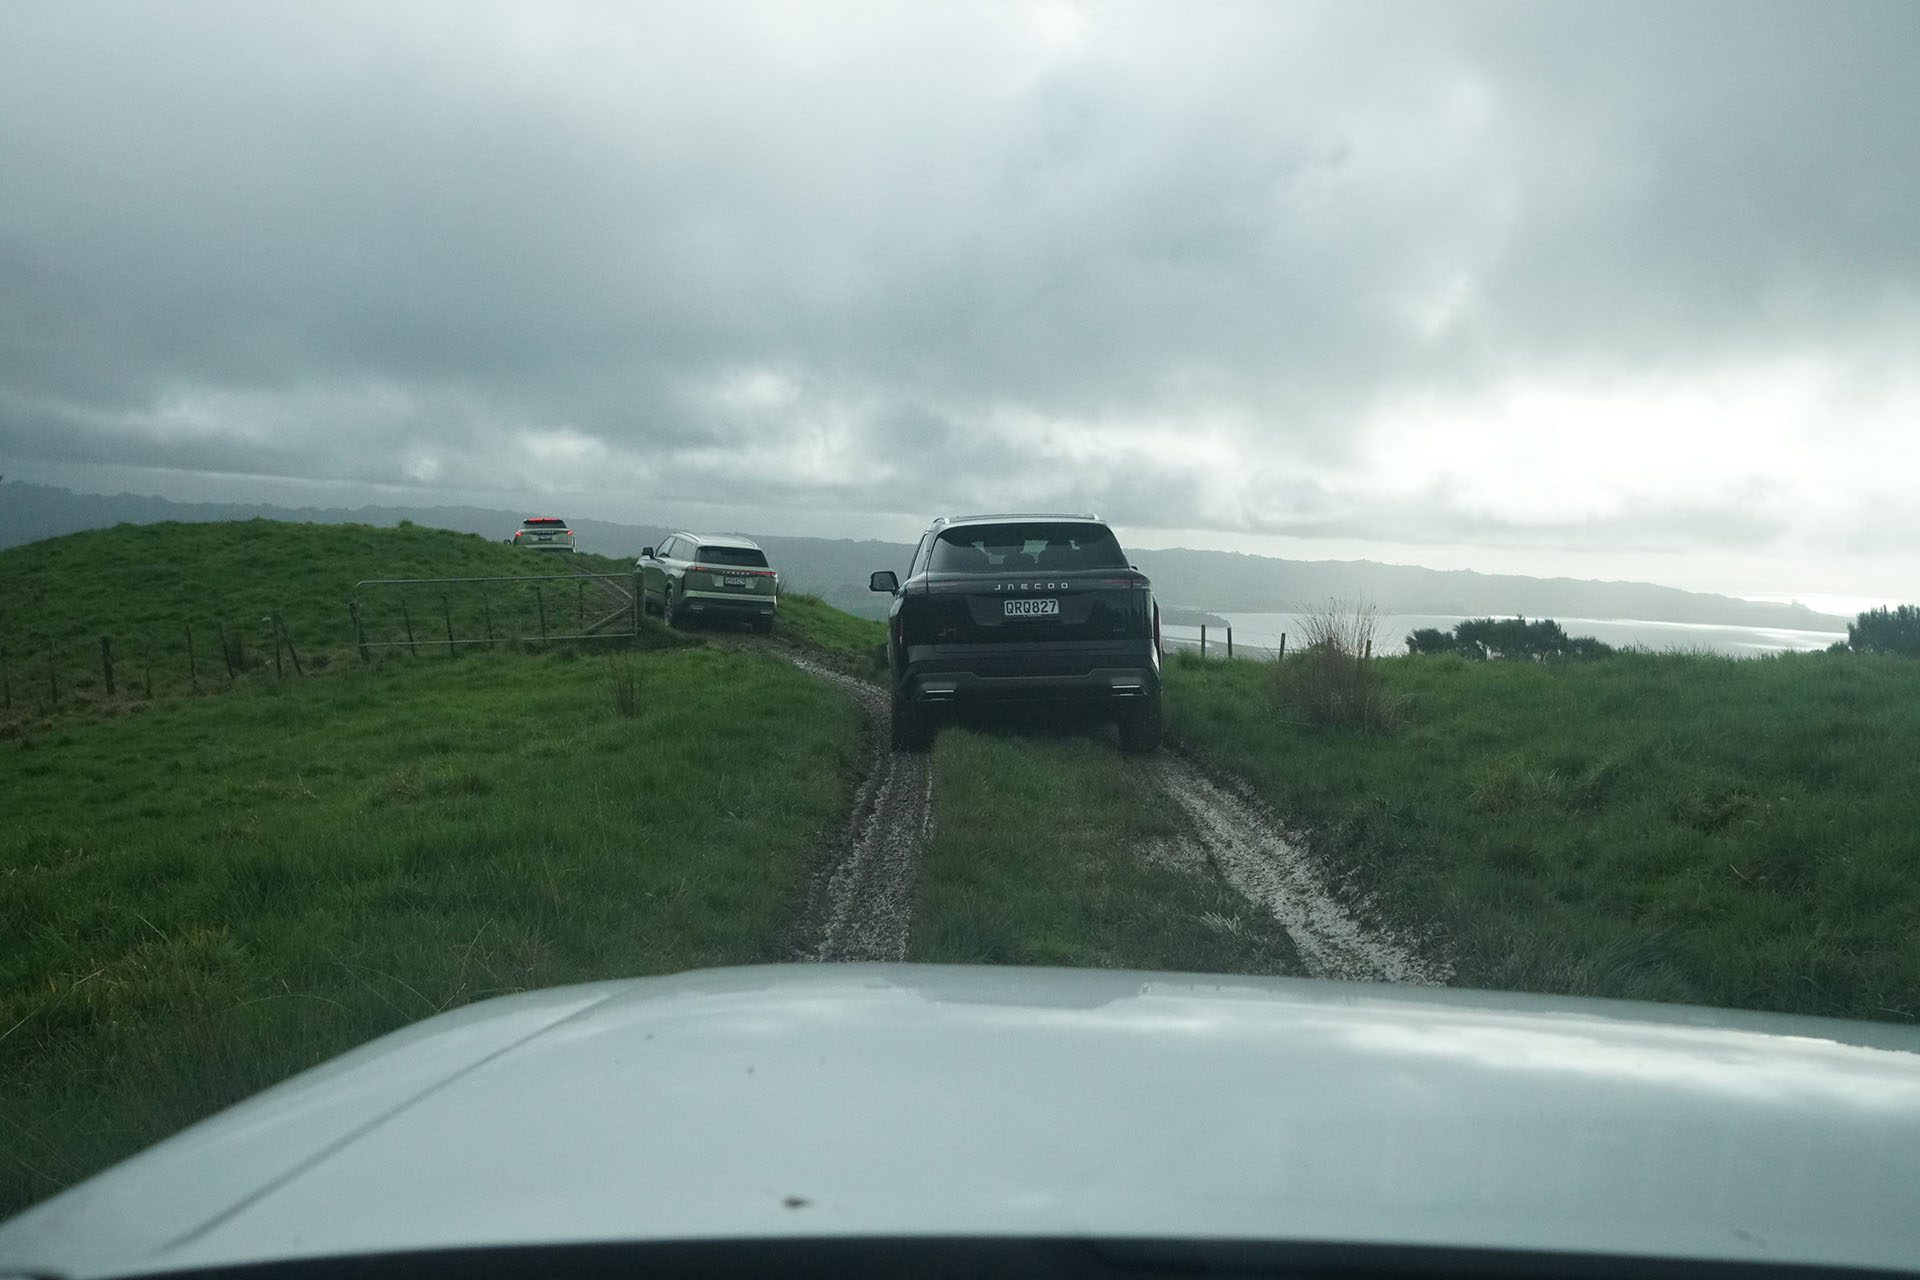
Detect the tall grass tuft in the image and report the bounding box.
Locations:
[1268,598,1402,731]
[606,651,641,717]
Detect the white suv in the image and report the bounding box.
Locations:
[509,516,576,552]
[638,533,778,632]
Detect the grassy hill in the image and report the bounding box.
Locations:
[1166,649,1920,1023]
[0,519,643,721]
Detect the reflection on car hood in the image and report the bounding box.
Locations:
[5,965,1920,1277]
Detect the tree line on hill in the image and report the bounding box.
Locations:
[1405,606,1920,661]
[1405,617,1615,661]
[1846,605,1920,656]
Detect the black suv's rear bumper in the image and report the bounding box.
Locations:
[898,641,1160,706]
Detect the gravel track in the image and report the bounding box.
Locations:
[777,653,932,963]
[1147,752,1447,985]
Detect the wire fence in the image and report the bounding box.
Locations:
[0,612,316,719]
[0,572,648,724]
[1159,623,1288,661]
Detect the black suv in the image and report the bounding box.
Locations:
[869,514,1163,753]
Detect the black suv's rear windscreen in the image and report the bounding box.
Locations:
[930,524,1127,573]
[697,545,770,568]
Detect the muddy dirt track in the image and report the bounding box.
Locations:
[753,640,1440,980]
[780,654,933,962]
[1145,754,1446,984]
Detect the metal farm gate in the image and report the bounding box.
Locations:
[349,572,641,656]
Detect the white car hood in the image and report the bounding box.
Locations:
[5,964,1920,1277]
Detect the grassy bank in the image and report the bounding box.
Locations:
[1166,649,1920,1022]
[910,715,1301,974]
[1,644,864,1215]
[771,592,887,676]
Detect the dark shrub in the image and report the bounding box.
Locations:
[1847,605,1920,657]
[1416,616,1611,662]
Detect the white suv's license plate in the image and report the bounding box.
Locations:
[1004,598,1060,618]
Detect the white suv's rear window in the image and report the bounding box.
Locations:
[697,545,768,567]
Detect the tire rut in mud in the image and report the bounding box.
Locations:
[777,653,932,963]
[1146,752,1447,985]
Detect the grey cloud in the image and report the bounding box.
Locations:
[1,1,1916,572]
[1239,490,1796,555]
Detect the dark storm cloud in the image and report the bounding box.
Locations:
[1,1,1916,563]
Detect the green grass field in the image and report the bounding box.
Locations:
[1,524,871,1214]
[1165,649,1920,1022]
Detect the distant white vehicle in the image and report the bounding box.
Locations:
[509,516,576,553]
[638,532,778,633]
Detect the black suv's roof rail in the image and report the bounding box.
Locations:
[931,512,1102,529]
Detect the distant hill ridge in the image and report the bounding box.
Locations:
[0,480,1848,630]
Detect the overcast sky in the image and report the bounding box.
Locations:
[3,1,1916,607]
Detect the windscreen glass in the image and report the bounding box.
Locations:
[929,523,1127,572]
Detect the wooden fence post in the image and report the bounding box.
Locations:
[442,595,456,657]
[1200,624,1207,656]
[401,601,418,656]
[1227,627,1234,659]
[349,600,370,663]
[100,636,115,697]
[185,622,198,690]
[218,620,237,682]
[482,594,495,649]
[269,619,284,680]
[278,615,304,676]
[536,586,547,639]
[1278,632,1287,660]
[630,581,640,636]
[577,581,585,631]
